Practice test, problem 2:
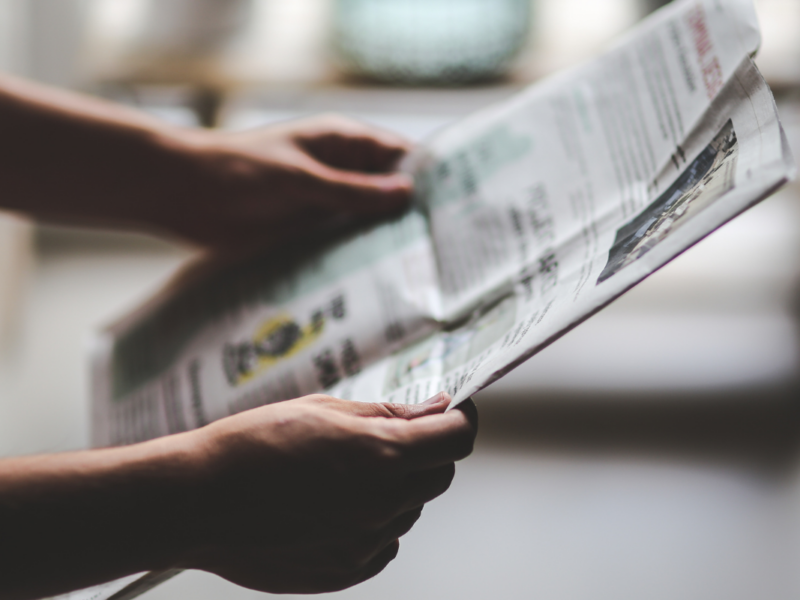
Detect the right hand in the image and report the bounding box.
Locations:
[180,393,477,594]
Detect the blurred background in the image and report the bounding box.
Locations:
[2,1,800,598]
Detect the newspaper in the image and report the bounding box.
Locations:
[58,0,794,598]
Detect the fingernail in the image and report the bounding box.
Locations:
[422,392,451,406]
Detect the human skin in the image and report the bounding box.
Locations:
[0,75,474,598]
[0,73,414,251]
[0,393,477,599]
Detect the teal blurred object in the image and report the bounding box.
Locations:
[333,0,532,84]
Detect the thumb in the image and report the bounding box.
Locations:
[313,393,452,420]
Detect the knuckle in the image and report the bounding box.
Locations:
[362,403,395,418]
[318,112,356,132]
[376,440,404,470]
[381,402,414,418]
[378,418,406,439]
[367,425,404,463]
[320,111,346,123]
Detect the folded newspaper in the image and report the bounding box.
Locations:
[60,0,794,598]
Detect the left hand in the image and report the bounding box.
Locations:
[158,114,414,250]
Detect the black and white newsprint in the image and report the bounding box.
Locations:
[56,1,795,598]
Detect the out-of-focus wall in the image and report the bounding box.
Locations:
[0,0,91,347]
[0,0,25,75]
[0,0,91,85]
[22,0,91,88]
[77,0,800,89]
[0,1,30,348]
[0,216,31,350]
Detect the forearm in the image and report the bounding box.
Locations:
[0,433,205,600]
[0,396,475,598]
[0,73,213,233]
[0,75,413,249]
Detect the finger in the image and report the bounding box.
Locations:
[349,540,400,589]
[383,507,424,540]
[347,508,424,563]
[394,463,456,513]
[301,160,413,215]
[404,463,457,506]
[390,405,477,471]
[315,508,420,574]
[247,539,401,594]
[305,394,475,470]
[306,393,452,421]
[296,114,413,171]
[358,509,422,559]
[304,131,410,173]
[455,397,479,435]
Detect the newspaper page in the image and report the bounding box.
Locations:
[91,209,442,446]
[370,0,795,406]
[301,0,793,410]
[58,0,793,598]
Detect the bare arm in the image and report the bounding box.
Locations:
[0,394,477,600]
[0,73,413,249]
[0,74,445,600]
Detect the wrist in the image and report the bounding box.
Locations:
[0,431,214,597]
[134,429,217,571]
[141,126,259,243]
[84,430,216,573]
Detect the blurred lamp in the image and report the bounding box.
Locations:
[333,0,532,84]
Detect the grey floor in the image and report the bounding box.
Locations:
[2,93,800,599]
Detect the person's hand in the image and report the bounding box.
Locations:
[0,77,413,249]
[179,392,476,594]
[160,114,414,251]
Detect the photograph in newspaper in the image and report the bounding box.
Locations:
[598,119,739,283]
